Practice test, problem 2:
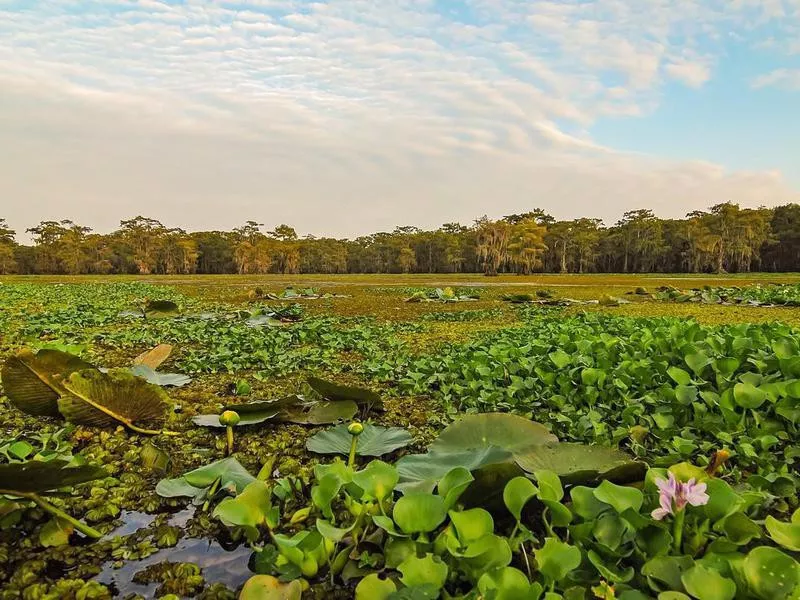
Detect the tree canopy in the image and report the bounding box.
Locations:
[0,203,795,275]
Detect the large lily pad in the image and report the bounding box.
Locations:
[1,349,94,417]
[396,414,643,494]
[396,447,515,494]
[430,413,558,454]
[0,459,106,494]
[514,442,646,485]
[194,393,359,428]
[58,368,170,430]
[156,457,256,504]
[129,364,192,388]
[307,377,382,409]
[306,424,413,457]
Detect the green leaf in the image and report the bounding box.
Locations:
[515,443,645,485]
[733,382,768,409]
[316,519,355,543]
[372,515,409,538]
[550,349,571,369]
[39,517,73,547]
[765,515,800,552]
[591,480,643,514]
[398,553,448,590]
[503,476,538,521]
[668,367,693,386]
[437,467,474,510]
[681,565,736,600]
[743,547,799,600]
[156,457,255,503]
[213,480,275,538]
[535,538,582,582]
[478,567,536,600]
[352,460,398,502]
[570,486,611,520]
[1,349,94,417]
[396,447,515,494]
[129,364,191,388]
[449,508,495,544]
[58,368,170,431]
[722,512,762,545]
[534,470,563,502]
[311,473,342,520]
[307,377,382,408]
[430,413,558,454]
[587,549,634,583]
[239,575,302,600]
[0,459,105,494]
[643,556,695,592]
[355,574,397,600]
[393,493,447,534]
[307,424,413,457]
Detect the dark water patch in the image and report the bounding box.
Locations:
[95,536,251,597]
[108,511,158,538]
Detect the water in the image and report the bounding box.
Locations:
[95,509,253,597]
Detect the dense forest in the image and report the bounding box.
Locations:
[1,202,799,275]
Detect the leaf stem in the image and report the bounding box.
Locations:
[63,384,175,436]
[5,491,103,539]
[672,509,685,554]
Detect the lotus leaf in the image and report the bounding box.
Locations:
[306,424,413,457]
[156,457,256,504]
[129,364,192,388]
[58,368,171,433]
[0,459,106,494]
[1,349,94,417]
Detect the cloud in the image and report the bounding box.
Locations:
[752,68,800,90]
[0,0,798,241]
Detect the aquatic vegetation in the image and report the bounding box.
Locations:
[0,459,106,541]
[1,278,800,598]
[655,283,800,306]
[405,287,480,303]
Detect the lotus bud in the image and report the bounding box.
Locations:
[219,410,240,455]
[347,421,363,467]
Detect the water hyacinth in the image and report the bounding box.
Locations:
[651,472,709,520]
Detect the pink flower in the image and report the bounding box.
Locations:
[651,472,709,520]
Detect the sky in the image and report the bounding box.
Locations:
[1,0,799,242]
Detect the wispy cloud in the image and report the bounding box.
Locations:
[0,0,798,238]
[752,68,800,90]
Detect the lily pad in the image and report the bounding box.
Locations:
[430,413,558,454]
[0,459,106,494]
[129,364,192,388]
[58,368,171,432]
[1,349,94,417]
[307,377,382,409]
[306,424,413,457]
[156,457,256,504]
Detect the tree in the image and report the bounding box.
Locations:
[508,219,547,274]
[0,219,17,274]
[474,217,510,276]
[118,216,166,275]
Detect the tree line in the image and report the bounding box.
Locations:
[1,203,798,276]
